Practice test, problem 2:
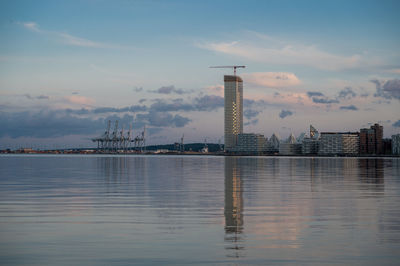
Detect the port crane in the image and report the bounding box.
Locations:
[209,65,246,76]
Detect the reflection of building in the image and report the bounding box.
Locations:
[319,132,359,155]
[358,159,384,187]
[392,134,400,155]
[360,123,383,155]
[224,75,243,151]
[233,133,265,154]
[224,157,244,255]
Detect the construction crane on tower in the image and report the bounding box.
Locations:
[209,65,246,76]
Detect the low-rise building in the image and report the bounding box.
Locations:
[302,138,319,155]
[279,133,302,155]
[265,133,280,154]
[233,133,266,154]
[319,132,359,155]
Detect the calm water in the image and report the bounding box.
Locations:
[0,155,399,265]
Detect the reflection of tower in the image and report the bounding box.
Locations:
[224,157,244,256]
[224,75,243,151]
[359,159,384,187]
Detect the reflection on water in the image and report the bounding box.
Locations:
[0,155,399,265]
[224,157,244,257]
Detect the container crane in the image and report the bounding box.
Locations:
[209,65,246,76]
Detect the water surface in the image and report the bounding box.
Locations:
[0,155,399,265]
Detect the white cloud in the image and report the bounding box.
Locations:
[243,72,300,88]
[21,22,40,32]
[198,32,363,71]
[57,33,105,48]
[19,21,134,49]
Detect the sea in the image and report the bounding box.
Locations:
[0,154,399,265]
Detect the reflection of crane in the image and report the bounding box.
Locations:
[210,65,246,76]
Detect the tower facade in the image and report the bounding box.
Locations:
[224,75,243,151]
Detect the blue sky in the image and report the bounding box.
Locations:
[0,0,399,148]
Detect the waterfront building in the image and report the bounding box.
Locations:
[382,139,392,155]
[233,133,266,154]
[319,132,359,155]
[224,75,243,151]
[302,125,320,155]
[265,133,280,154]
[393,134,400,155]
[302,138,319,155]
[279,133,302,155]
[359,123,383,154]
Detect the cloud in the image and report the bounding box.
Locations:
[198,32,362,71]
[149,85,187,95]
[340,105,358,111]
[311,97,339,104]
[393,120,400,128]
[279,110,293,119]
[92,105,147,114]
[387,68,400,74]
[204,84,224,96]
[306,91,340,104]
[338,87,356,99]
[136,111,191,128]
[307,91,324,97]
[242,72,300,88]
[23,94,50,100]
[244,109,260,120]
[149,99,194,112]
[0,111,104,138]
[148,95,225,113]
[20,21,134,49]
[64,95,95,106]
[244,119,259,126]
[21,22,40,32]
[372,79,400,100]
[194,95,224,111]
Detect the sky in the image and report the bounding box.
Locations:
[0,0,399,149]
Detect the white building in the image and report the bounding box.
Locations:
[224,75,243,151]
[319,132,359,155]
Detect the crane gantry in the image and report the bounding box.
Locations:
[209,65,246,76]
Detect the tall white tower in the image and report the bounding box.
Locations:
[224,75,243,151]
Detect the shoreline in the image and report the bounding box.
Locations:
[1,151,398,158]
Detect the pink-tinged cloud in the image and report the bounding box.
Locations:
[243,72,301,88]
[387,68,400,74]
[65,95,95,106]
[204,84,224,97]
